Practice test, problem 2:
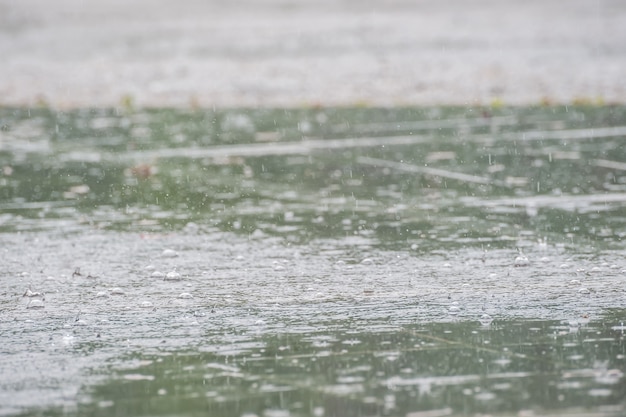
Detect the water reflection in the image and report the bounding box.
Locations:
[76,317,626,417]
[1,106,626,249]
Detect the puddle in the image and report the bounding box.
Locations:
[1,105,626,415]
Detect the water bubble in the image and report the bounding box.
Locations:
[577,287,590,294]
[475,391,497,401]
[110,287,125,295]
[165,271,182,280]
[514,255,529,267]
[179,292,193,299]
[27,299,45,309]
[312,407,324,417]
[151,271,164,278]
[161,249,178,258]
[479,314,493,326]
[62,334,75,346]
[250,229,266,239]
[97,400,114,409]
[95,291,109,298]
[361,258,374,265]
[183,222,199,233]
[492,358,511,366]
[588,388,612,397]
[139,301,153,308]
[560,263,570,269]
[569,279,581,286]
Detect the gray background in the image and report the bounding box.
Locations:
[1,0,625,108]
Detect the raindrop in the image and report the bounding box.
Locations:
[312,407,325,417]
[183,222,199,233]
[27,299,45,309]
[475,391,497,401]
[23,287,43,298]
[588,388,612,397]
[95,400,112,409]
[514,254,529,267]
[162,249,179,258]
[479,314,493,326]
[62,334,75,346]
[165,271,182,280]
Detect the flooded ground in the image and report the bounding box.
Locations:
[1,105,626,416]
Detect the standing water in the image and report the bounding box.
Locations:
[0,105,625,416]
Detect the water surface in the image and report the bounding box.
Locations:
[1,105,625,416]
